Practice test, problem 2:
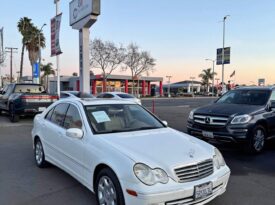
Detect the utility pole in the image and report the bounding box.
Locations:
[206,58,216,96]
[38,23,46,84]
[166,75,172,98]
[222,15,230,94]
[5,47,18,83]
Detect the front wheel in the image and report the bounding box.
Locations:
[95,168,125,205]
[34,139,48,168]
[245,125,266,153]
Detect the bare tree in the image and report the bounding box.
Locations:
[90,38,125,92]
[122,43,156,95]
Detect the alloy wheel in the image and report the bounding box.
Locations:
[253,129,265,152]
[97,176,117,205]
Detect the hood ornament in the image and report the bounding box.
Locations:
[188,149,195,158]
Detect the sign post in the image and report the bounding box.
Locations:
[70,0,100,93]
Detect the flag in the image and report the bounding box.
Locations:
[230,70,235,78]
[51,14,63,56]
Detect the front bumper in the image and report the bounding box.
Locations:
[122,166,230,205]
[187,121,253,143]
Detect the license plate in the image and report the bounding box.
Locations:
[194,182,213,200]
[38,107,46,112]
[202,131,214,138]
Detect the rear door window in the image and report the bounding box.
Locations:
[63,105,83,129]
[51,103,69,127]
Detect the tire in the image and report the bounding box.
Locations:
[9,104,20,122]
[34,138,48,168]
[95,168,125,205]
[245,125,266,154]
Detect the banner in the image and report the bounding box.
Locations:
[51,13,63,56]
[216,47,230,65]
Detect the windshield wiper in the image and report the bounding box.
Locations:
[130,126,161,131]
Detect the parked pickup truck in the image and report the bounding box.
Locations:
[0,83,58,122]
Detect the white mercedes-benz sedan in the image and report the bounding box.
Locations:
[32,98,230,205]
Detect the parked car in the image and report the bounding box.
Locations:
[187,86,275,153]
[32,98,230,205]
[0,83,58,122]
[97,92,141,105]
[60,91,95,99]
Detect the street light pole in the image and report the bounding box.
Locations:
[190,77,195,95]
[206,58,215,96]
[166,75,172,98]
[222,15,230,94]
[38,23,46,84]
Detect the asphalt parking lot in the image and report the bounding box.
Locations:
[0,97,275,205]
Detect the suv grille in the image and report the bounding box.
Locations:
[174,159,214,183]
[194,115,228,126]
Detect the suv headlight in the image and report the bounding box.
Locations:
[189,110,194,120]
[213,148,225,169]
[134,163,169,186]
[231,114,252,124]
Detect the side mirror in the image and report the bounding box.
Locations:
[66,128,83,139]
[162,121,168,126]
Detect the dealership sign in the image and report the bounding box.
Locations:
[70,0,100,26]
[216,47,230,65]
[51,14,63,56]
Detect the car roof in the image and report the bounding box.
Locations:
[101,92,131,95]
[234,86,274,91]
[59,98,136,106]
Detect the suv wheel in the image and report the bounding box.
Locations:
[9,104,20,122]
[95,168,125,205]
[246,125,266,153]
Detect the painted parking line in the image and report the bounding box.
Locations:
[176,105,190,108]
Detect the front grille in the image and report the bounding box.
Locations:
[174,159,214,183]
[194,115,228,126]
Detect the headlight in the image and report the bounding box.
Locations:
[189,110,194,120]
[213,148,226,169]
[231,114,252,124]
[134,163,169,185]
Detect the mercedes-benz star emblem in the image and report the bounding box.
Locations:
[205,117,211,124]
[188,149,195,158]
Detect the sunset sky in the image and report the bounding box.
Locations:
[1,0,275,85]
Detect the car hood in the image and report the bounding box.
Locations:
[194,103,264,117]
[100,128,214,177]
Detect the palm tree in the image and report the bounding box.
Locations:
[199,68,216,93]
[25,26,46,79]
[41,63,55,90]
[17,17,34,79]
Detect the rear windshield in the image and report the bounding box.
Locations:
[216,89,271,106]
[117,94,134,99]
[14,85,46,93]
[71,92,94,98]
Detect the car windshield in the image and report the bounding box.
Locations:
[216,89,270,106]
[14,85,46,93]
[85,104,164,134]
[117,93,134,99]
